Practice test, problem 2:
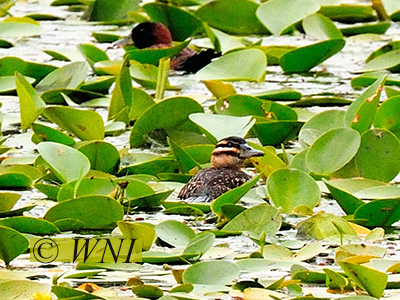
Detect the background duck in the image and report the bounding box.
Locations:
[113,21,221,73]
[178,136,264,203]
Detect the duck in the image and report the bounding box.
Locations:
[178,136,264,203]
[112,21,221,73]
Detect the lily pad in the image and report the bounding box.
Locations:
[267,169,320,214]
[0,193,20,213]
[15,72,46,130]
[253,119,303,146]
[256,0,320,36]
[354,129,400,182]
[87,0,139,21]
[130,96,203,147]
[357,49,400,73]
[222,203,282,237]
[195,0,268,35]
[351,71,400,88]
[0,57,57,82]
[319,5,376,24]
[189,113,255,143]
[37,142,90,183]
[0,76,34,94]
[117,221,155,251]
[0,280,50,298]
[43,106,105,141]
[340,22,391,37]
[0,225,29,265]
[354,199,400,227]
[41,88,104,105]
[142,2,204,41]
[0,21,42,38]
[306,128,361,175]
[196,49,266,82]
[183,260,240,285]
[31,123,76,146]
[0,216,59,235]
[280,39,345,73]
[374,95,400,139]
[44,195,124,230]
[155,220,195,248]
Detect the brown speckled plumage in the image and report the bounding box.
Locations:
[178,136,264,203]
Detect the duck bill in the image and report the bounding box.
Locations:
[112,34,133,48]
[239,144,265,158]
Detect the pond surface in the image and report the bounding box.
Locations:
[2,0,400,299]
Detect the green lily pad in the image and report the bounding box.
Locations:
[76,43,109,73]
[267,169,320,214]
[280,39,345,73]
[253,88,302,101]
[0,193,20,213]
[41,88,104,105]
[24,13,64,21]
[306,128,361,175]
[222,203,281,236]
[0,76,34,94]
[0,57,57,82]
[35,61,89,93]
[303,13,343,40]
[92,31,121,43]
[0,280,50,298]
[0,216,59,235]
[76,141,120,174]
[296,213,357,240]
[195,0,268,35]
[366,40,400,62]
[318,5,376,24]
[0,225,29,265]
[323,178,385,215]
[155,220,195,248]
[189,113,254,143]
[253,119,303,146]
[129,96,203,148]
[183,232,214,257]
[132,284,163,299]
[43,106,105,141]
[354,199,400,227]
[0,165,41,189]
[142,2,204,41]
[339,261,387,298]
[183,260,240,284]
[31,123,76,146]
[15,72,46,130]
[169,139,201,174]
[37,142,90,183]
[345,74,386,134]
[340,21,391,37]
[351,71,400,88]
[206,26,245,53]
[57,177,114,202]
[354,129,400,182]
[43,49,83,62]
[119,157,179,177]
[35,183,59,199]
[0,39,13,48]
[117,221,155,251]
[374,95,400,139]
[256,0,320,36]
[44,195,124,230]
[357,49,400,73]
[289,96,351,107]
[298,110,346,147]
[80,76,115,94]
[0,21,42,38]
[196,49,266,82]
[51,285,104,299]
[354,186,400,199]
[87,0,139,21]
[123,189,173,209]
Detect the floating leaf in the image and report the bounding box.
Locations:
[43,48,83,62]
[45,195,124,230]
[267,169,320,214]
[354,199,400,227]
[298,110,346,147]
[303,13,343,40]
[0,216,59,235]
[289,95,352,107]
[35,61,89,93]
[296,213,357,240]
[76,44,109,73]
[358,49,400,73]
[345,74,386,133]
[374,95,400,139]
[41,88,104,105]
[0,165,41,189]
[43,106,104,141]
[117,221,155,251]
[195,0,268,35]
[189,113,254,142]
[183,232,215,257]
[341,22,391,37]
[155,220,195,248]
[0,57,57,82]
[142,2,203,41]
[129,97,203,147]
[76,141,120,174]
[0,76,34,94]
[196,49,266,82]
[183,260,239,284]
[168,138,201,173]
[31,123,76,146]
[222,203,281,236]
[253,119,303,146]
[0,280,50,298]
[0,21,42,38]
[319,4,376,24]
[0,193,20,213]
[306,128,361,175]
[0,225,29,265]
[256,0,320,35]
[15,72,45,130]
[354,129,400,182]
[339,261,387,298]
[280,39,345,73]
[87,0,139,21]
[132,284,163,299]
[37,142,90,183]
